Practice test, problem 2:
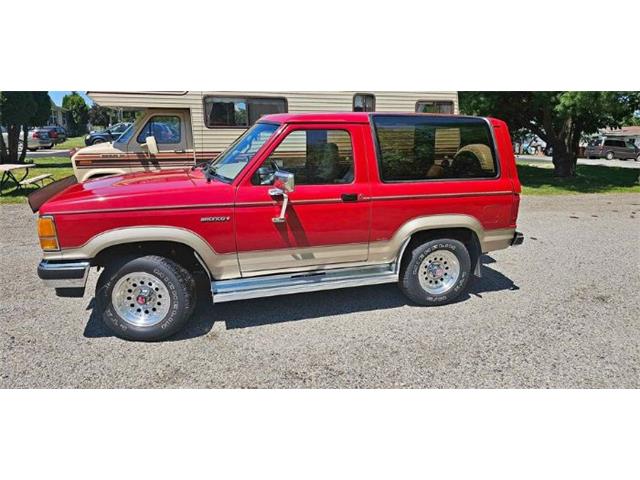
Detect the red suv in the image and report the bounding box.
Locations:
[33,113,523,341]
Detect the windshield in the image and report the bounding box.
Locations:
[207,122,279,182]
[114,123,135,145]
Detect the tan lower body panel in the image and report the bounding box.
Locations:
[238,243,369,277]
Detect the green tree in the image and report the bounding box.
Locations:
[62,91,89,136]
[88,104,111,127]
[0,91,51,164]
[459,91,640,177]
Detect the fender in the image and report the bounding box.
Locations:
[369,214,515,263]
[42,226,240,279]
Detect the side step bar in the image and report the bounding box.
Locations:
[212,264,398,303]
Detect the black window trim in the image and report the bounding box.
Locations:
[136,114,183,145]
[369,114,501,184]
[352,93,376,112]
[203,95,289,129]
[415,100,456,114]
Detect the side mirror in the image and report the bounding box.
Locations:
[141,135,159,155]
[273,170,295,193]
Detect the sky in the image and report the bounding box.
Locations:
[48,91,93,107]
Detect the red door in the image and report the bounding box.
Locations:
[234,123,371,276]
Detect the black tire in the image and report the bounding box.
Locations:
[96,255,196,341]
[636,155,640,162]
[605,151,615,160]
[399,238,471,306]
[92,138,105,145]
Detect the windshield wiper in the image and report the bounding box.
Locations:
[205,163,231,183]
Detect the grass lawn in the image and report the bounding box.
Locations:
[53,136,86,150]
[2,159,639,205]
[0,157,74,204]
[517,164,640,195]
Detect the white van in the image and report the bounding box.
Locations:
[73,91,459,181]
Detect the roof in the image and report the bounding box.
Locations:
[260,112,474,124]
[602,126,640,137]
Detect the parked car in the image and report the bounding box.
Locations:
[585,137,640,161]
[1,126,54,151]
[42,126,67,145]
[32,112,523,341]
[84,122,132,146]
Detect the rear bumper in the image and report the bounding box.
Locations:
[37,260,90,289]
[511,231,524,246]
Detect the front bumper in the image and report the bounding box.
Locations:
[37,260,90,289]
[511,231,524,246]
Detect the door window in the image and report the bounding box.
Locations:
[137,116,181,144]
[253,129,354,185]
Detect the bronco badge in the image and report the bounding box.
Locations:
[200,216,230,223]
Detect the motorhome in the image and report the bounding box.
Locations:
[73,91,459,181]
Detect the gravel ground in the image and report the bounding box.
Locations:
[1,194,639,388]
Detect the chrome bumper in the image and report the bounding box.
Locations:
[37,260,90,289]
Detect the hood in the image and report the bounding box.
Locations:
[74,141,122,156]
[39,168,232,214]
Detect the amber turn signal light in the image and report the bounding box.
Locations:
[37,216,59,251]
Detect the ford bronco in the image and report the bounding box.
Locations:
[34,112,523,341]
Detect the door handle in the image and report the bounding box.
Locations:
[341,193,359,202]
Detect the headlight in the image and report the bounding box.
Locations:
[37,215,59,251]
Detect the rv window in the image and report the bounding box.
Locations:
[137,116,181,144]
[416,101,455,114]
[353,94,375,112]
[204,96,287,127]
[373,115,498,182]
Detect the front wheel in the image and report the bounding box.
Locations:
[399,238,471,305]
[96,255,196,341]
[605,151,615,160]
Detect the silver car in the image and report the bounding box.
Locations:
[1,126,54,151]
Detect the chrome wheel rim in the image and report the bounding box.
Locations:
[418,250,461,295]
[111,272,170,327]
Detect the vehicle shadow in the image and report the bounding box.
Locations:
[83,255,519,341]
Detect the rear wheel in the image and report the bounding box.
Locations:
[605,151,615,160]
[399,238,471,305]
[96,255,196,341]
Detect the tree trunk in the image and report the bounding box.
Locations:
[0,129,7,164]
[550,117,581,177]
[6,125,20,163]
[19,125,29,163]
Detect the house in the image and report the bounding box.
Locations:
[601,126,640,147]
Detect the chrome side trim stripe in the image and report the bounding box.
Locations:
[365,191,513,201]
[212,264,397,303]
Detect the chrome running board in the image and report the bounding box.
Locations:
[212,264,398,303]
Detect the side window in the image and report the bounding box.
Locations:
[373,116,498,182]
[253,129,354,186]
[204,97,287,127]
[353,93,375,112]
[137,116,181,144]
[416,101,455,114]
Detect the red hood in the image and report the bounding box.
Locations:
[40,168,231,214]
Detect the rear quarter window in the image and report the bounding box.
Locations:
[372,115,498,182]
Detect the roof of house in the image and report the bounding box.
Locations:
[602,126,640,136]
